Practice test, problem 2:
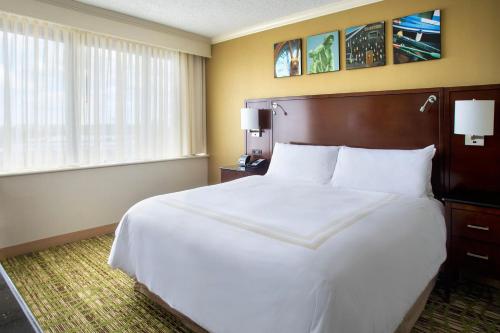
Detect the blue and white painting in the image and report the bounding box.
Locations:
[393,9,441,64]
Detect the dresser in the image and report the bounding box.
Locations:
[444,192,500,281]
[220,165,268,183]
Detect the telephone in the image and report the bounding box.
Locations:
[247,158,267,168]
[238,155,268,168]
[238,154,251,167]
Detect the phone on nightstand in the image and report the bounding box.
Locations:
[246,158,267,169]
[238,154,251,167]
[238,155,268,168]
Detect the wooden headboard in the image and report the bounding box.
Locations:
[245,88,445,197]
[245,84,500,197]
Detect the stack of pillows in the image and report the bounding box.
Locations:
[266,143,436,198]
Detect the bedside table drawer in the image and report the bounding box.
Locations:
[220,165,268,183]
[452,209,500,244]
[221,169,247,183]
[452,237,499,277]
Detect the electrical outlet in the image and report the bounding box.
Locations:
[252,149,263,156]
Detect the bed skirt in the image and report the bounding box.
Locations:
[134,275,437,333]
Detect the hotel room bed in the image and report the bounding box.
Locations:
[109,173,446,333]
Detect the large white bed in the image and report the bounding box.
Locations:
[109,166,447,332]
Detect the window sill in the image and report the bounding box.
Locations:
[0,154,209,179]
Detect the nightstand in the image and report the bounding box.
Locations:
[220,165,268,183]
[443,192,500,282]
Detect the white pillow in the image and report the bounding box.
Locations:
[331,145,436,197]
[266,143,340,184]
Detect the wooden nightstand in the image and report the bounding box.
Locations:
[444,192,500,282]
[220,165,268,183]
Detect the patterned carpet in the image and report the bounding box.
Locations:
[1,234,499,333]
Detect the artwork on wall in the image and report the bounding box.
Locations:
[345,21,385,70]
[274,39,302,78]
[306,31,340,74]
[393,9,441,64]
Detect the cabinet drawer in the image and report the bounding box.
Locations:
[221,169,248,183]
[452,209,500,245]
[452,237,499,277]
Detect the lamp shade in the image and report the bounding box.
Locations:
[241,108,260,130]
[454,100,495,135]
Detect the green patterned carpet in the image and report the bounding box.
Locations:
[1,234,499,333]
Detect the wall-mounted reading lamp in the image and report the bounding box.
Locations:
[419,95,437,112]
[454,99,495,146]
[241,107,262,137]
[271,102,287,116]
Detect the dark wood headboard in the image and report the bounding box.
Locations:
[245,84,500,197]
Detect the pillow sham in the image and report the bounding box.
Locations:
[330,145,436,197]
[266,143,340,184]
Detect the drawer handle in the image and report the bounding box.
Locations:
[466,224,489,231]
[466,252,489,261]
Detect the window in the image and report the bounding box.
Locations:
[0,12,206,174]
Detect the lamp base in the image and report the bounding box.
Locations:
[465,135,484,146]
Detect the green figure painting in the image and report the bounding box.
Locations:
[307,31,340,74]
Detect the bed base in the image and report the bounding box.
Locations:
[135,276,436,333]
[395,276,436,333]
[134,282,208,333]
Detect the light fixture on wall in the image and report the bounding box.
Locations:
[454,99,495,146]
[241,108,262,137]
[419,95,437,112]
[271,102,287,116]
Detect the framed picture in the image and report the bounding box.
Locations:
[345,21,385,70]
[274,39,302,78]
[306,31,340,74]
[393,9,441,64]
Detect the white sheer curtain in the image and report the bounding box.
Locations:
[0,12,206,174]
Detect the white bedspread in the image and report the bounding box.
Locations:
[109,176,446,333]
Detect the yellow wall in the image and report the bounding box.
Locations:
[206,0,500,183]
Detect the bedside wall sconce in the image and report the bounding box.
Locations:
[241,108,262,137]
[454,99,495,146]
[419,95,437,112]
[271,102,287,116]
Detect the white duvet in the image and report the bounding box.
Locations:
[109,176,446,333]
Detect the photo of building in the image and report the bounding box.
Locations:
[346,21,385,69]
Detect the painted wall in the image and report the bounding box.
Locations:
[0,157,208,248]
[206,0,500,183]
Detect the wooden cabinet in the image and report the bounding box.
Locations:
[444,193,500,281]
[220,165,267,183]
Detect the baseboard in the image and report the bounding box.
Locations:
[0,223,118,260]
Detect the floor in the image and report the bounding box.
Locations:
[1,234,499,333]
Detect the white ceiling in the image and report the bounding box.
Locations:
[74,0,381,43]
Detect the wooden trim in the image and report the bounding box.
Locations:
[444,83,500,93]
[450,203,500,215]
[0,223,118,260]
[245,84,500,105]
[245,87,444,105]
